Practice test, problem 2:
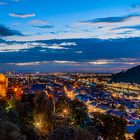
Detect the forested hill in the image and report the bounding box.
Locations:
[111,65,140,84]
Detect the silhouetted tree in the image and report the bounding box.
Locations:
[93,113,127,140]
[0,120,25,140]
[48,127,95,140]
[134,129,140,140]
[33,92,55,137]
[70,99,89,127]
[55,97,89,128]
[7,109,19,127]
[15,101,34,129]
[21,126,39,140]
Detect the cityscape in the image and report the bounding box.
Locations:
[0,71,139,140]
[1,0,140,140]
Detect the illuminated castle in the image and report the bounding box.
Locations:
[0,74,8,97]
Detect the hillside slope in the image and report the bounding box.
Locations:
[111,65,140,84]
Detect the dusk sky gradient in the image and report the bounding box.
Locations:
[1,0,140,72]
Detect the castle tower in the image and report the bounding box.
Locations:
[0,74,8,97]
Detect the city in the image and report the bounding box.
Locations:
[0,71,139,139]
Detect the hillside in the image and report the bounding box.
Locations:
[111,65,140,84]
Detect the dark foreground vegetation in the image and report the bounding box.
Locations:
[0,90,137,140]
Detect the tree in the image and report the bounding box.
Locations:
[48,127,95,140]
[55,97,89,128]
[0,108,7,121]
[136,106,140,115]
[0,99,7,111]
[70,99,89,127]
[93,113,127,140]
[7,109,19,127]
[134,129,140,140]
[15,101,34,129]
[55,96,72,128]
[33,92,55,137]
[0,120,25,140]
[21,126,39,140]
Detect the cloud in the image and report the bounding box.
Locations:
[30,42,69,50]
[88,58,140,66]
[59,42,76,46]
[113,25,140,30]
[44,44,66,49]
[29,20,48,25]
[10,61,48,66]
[46,31,69,35]
[131,3,140,9]
[75,51,83,54]
[53,61,78,64]
[32,25,54,29]
[6,31,95,41]
[0,43,29,52]
[29,20,54,29]
[7,13,140,41]
[0,41,77,52]
[65,25,74,29]
[1,38,140,72]
[0,2,8,5]
[0,24,22,36]
[88,60,111,65]
[78,13,140,39]
[12,0,22,2]
[131,3,140,13]
[4,57,140,73]
[2,37,140,71]
[9,13,36,18]
[81,14,140,24]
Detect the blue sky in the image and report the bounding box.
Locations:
[0,0,140,72]
[1,0,140,40]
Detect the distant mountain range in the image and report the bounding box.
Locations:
[111,65,140,84]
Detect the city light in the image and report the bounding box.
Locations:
[63,108,69,116]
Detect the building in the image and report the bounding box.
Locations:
[28,75,33,85]
[0,74,8,97]
[31,84,46,92]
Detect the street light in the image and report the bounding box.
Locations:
[63,108,69,116]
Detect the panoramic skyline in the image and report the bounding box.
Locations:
[1,0,140,72]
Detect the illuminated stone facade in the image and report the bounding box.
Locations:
[0,74,8,97]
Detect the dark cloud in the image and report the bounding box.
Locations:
[50,31,69,34]
[32,25,54,29]
[0,37,140,62]
[49,32,58,34]
[113,25,140,30]
[81,14,140,23]
[0,38,140,72]
[0,24,22,36]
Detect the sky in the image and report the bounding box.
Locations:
[0,0,140,72]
